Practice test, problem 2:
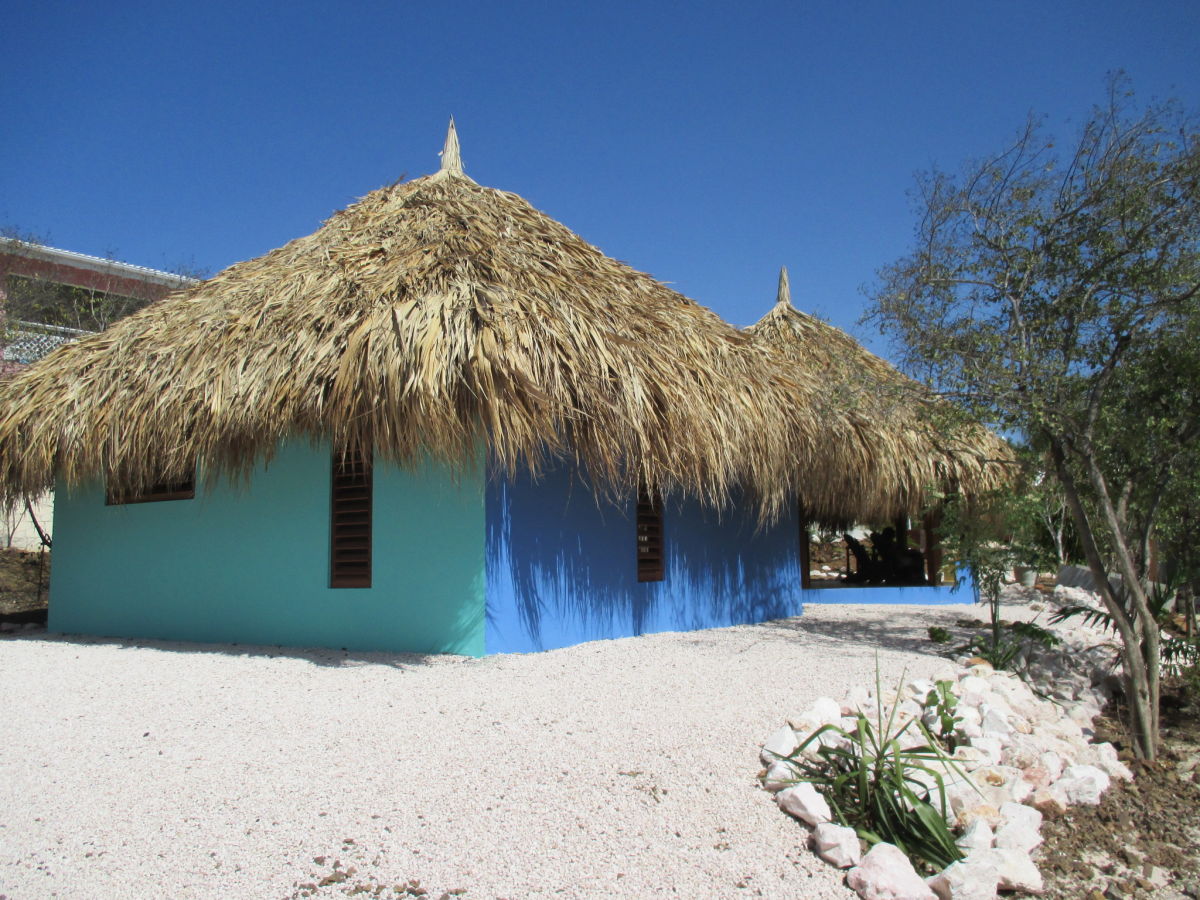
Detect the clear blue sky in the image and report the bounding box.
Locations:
[3,1,1197,354]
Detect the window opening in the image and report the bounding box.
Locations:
[106,471,196,505]
[636,486,664,583]
[330,446,372,588]
[804,517,950,589]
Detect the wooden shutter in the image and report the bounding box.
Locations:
[636,486,664,583]
[330,447,372,588]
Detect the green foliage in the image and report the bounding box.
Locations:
[868,76,1200,757]
[769,671,965,872]
[927,626,952,644]
[1053,578,1199,675]
[922,681,962,753]
[4,274,150,333]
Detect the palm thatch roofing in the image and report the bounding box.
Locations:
[0,124,1003,524]
[747,267,1011,524]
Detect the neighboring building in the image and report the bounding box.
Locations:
[0,124,1005,653]
[1,241,192,548]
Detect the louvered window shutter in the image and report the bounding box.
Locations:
[636,486,664,583]
[330,447,372,588]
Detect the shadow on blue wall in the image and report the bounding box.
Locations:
[485,464,805,653]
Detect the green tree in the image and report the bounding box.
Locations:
[868,77,1200,759]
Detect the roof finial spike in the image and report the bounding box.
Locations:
[775,266,792,308]
[439,117,463,175]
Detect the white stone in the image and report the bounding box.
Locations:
[810,822,862,868]
[994,822,1041,854]
[761,758,798,792]
[776,782,831,826]
[760,725,798,765]
[927,856,1001,900]
[958,675,990,696]
[954,819,993,854]
[951,745,990,772]
[1030,787,1068,818]
[994,800,1043,854]
[1056,764,1110,805]
[968,737,1004,765]
[847,842,937,900]
[811,696,843,725]
[1000,735,1041,770]
[906,678,936,702]
[970,766,1030,807]
[1091,742,1134,781]
[1037,750,1064,782]
[844,685,872,715]
[998,801,1042,832]
[973,847,1044,893]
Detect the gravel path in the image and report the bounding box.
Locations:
[1,602,987,900]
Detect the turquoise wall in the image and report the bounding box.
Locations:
[50,442,486,655]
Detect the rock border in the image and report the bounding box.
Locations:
[760,584,1134,899]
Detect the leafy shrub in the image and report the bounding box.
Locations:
[922,681,962,752]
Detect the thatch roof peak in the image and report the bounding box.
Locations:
[0,148,824,520]
[775,266,792,309]
[746,270,1012,520]
[436,117,465,178]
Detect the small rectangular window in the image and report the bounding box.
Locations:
[106,471,196,505]
[636,486,664,583]
[330,446,372,588]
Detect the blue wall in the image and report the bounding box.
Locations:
[484,464,806,653]
[50,442,486,655]
[802,581,970,604]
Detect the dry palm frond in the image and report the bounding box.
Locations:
[0,125,810,519]
[747,267,1012,523]
[0,129,1003,527]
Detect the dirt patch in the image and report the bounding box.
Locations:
[0,547,50,618]
[1037,679,1200,898]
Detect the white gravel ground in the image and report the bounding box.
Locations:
[0,601,1002,900]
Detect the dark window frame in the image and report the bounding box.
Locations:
[330,446,373,589]
[636,486,665,583]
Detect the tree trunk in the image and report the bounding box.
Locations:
[1049,440,1158,759]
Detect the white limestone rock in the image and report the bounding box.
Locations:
[810,822,862,868]
[998,801,1042,832]
[1091,741,1134,781]
[927,855,1002,900]
[1037,750,1064,782]
[968,737,1004,766]
[1030,787,1068,818]
[954,819,994,855]
[847,842,937,900]
[1055,764,1110,805]
[761,758,798,792]
[843,685,872,715]
[760,725,798,765]
[957,675,991,696]
[970,765,1031,807]
[776,782,831,826]
[973,847,1044,893]
[811,696,844,725]
[999,734,1041,770]
[994,802,1043,855]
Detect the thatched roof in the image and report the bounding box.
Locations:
[0,123,852,518]
[0,126,1005,524]
[747,268,1010,523]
